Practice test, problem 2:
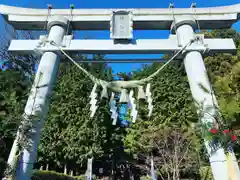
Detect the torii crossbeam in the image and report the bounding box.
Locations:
[1,3,240,180]
[0,3,239,30]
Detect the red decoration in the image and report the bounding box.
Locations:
[231,135,237,141]
[209,128,217,134]
[223,129,230,134]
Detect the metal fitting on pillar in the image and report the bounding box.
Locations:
[46,17,70,55]
[170,16,197,34]
[170,16,198,48]
[47,16,70,34]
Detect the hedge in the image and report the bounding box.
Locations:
[31,170,85,180]
[11,167,214,180]
[199,166,213,180]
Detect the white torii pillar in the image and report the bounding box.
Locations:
[171,16,240,179]
[9,17,68,180]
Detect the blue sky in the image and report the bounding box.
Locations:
[0,0,240,74]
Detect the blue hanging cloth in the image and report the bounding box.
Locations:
[119,104,130,127]
[0,60,9,71]
[151,157,156,180]
[34,63,39,74]
[114,92,132,127]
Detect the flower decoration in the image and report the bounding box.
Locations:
[231,135,237,141]
[223,129,230,134]
[209,128,217,134]
[207,127,239,152]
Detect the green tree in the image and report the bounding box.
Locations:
[131,61,198,126]
[204,29,240,159]
[125,123,200,179]
[0,69,30,177]
[38,56,124,174]
[123,61,200,178]
[124,28,240,177]
[202,29,240,128]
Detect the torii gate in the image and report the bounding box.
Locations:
[0,3,240,180]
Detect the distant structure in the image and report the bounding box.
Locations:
[0,3,240,180]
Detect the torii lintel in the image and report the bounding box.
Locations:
[0,3,240,30]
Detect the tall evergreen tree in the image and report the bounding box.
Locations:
[0,69,30,177]
[38,55,124,174]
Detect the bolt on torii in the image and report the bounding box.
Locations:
[1,3,240,180]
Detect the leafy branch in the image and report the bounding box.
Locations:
[4,72,44,179]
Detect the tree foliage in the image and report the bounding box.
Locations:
[125,124,200,179]
[204,29,240,127]
[1,28,240,179]
[38,56,124,173]
[0,69,30,177]
[124,29,240,178]
[123,61,200,178]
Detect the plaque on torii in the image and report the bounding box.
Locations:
[1,3,240,180]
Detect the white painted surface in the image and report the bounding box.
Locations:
[0,4,239,30]
[15,17,67,180]
[6,130,20,170]
[177,22,238,180]
[8,38,236,54]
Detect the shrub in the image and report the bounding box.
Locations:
[140,175,152,180]
[31,170,85,180]
[199,166,213,180]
